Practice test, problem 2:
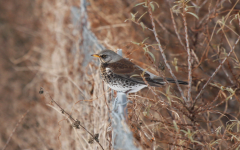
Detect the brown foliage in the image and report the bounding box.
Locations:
[1,0,240,149]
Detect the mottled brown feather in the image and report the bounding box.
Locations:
[103,58,162,86]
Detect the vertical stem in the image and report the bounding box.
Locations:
[182,3,192,103]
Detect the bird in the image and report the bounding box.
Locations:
[91,50,187,93]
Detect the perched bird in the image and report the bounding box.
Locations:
[92,50,187,93]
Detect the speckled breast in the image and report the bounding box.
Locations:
[100,63,139,91]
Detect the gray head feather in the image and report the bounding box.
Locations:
[97,50,123,63]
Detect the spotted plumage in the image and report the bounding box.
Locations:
[92,50,187,93]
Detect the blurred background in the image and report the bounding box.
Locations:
[1,0,240,149]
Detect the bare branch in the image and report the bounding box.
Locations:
[181,2,192,103]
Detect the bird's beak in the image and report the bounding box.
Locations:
[91,54,100,58]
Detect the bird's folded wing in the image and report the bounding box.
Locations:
[107,59,187,86]
[107,59,158,85]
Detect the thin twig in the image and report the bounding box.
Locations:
[226,59,239,86]
[170,9,186,50]
[219,51,234,84]
[39,87,104,150]
[130,20,154,32]
[170,9,200,71]
[198,0,226,28]
[154,18,176,36]
[2,108,31,150]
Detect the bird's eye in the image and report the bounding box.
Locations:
[101,55,107,58]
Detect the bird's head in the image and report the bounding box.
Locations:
[91,50,122,63]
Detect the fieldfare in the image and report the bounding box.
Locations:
[92,50,187,93]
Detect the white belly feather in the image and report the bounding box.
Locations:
[107,83,147,93]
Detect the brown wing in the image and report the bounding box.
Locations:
[107,58,187,86]
[107,58,155,85]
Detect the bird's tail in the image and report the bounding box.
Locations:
[166,78,188,85]
[147,77,188,86]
